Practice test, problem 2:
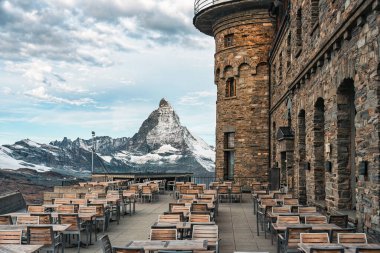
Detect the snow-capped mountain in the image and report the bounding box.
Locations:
[0,99,215,176]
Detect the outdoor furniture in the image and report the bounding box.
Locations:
[355,247,380,253]
[305,216,328,224]
[16,216,39,225]
[88,203,109,234]
[158,214,181,224]
[189,214,211,223]
[338,233,367,244]
[113,246,144,253]
[277,226,312,253]
[0,229,22,244]
[169,203,186,212]
[27,226,63,253]
[192,225,219,253]
[126,240,207,251]
[230,186,242,203]
[329,228,356,243]
[299,207,317,214]
[217,186,229,203]
[191,203,209,212]
[141,186,153,203]
[54,198,72,205]
[309,247,344,253]
[257,199,279,237]
[27,205,45,213]
[0,244,44,252]
[57,204,75,213]
[58,213,88,252]
[300,233,330,243]
[328,215,349,228]
[272,206,291,213]
[100,234,112,253]
[63,193,77,199]
[71,199,87,205]
[150,229,177,240]
[30,213,52,224]
[283,198,299,206]
[0,216,13,225]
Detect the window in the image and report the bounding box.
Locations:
[225,78,236,97]
[224,34,234,47]
[311,0,319,26]
[296,9,302,47]
[287,32,291,69]
[224,132,235,149]
[279,52,283,83]
[224,132,235,180]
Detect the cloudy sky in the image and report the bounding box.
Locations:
[0,0,216,145]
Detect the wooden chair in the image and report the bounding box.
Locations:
[58,213,88,251]
[158,214,181,224]
[57,204,75,213]
[337,233,367,244]
[100,234,112,253]
[328,215,349,228]
[192,225,219,253]
[16,216,39,225]
[299,207,317,213]
[257,199,278,237]
[150,229,177,240]
[310,247,344,253]
[189,213,210,223]
[85,193,98,199]
[0,215,13,225]
[230,186,242,203]
[63,193,77,199]
[71,198,87,206]
[278,226,312,253]
[276,215,300,225]
[31,213,52,224]
[355,248,380,253]
[113,247,144,253]
[27,205,45,213]
[169,203,185,212]
[283,198,299,206]
[141,186,153,203]
[300,233,330,243]
[305,216,328,224]
[191,203,208,212]
[27,226,63,252]
[0,230,22,244]
[54,198,72,205]
[171,206,190,216]
[88,203,109,234]
[178,198,194,204]
[182,194,196,200]
[217,186,229,203]
[272,206,291,213]
[329,228,356,243]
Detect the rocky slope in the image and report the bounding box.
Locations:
[0,99,215,176]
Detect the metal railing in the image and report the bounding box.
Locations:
[194,0,234,15]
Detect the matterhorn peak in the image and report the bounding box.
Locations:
[159,98,171,108]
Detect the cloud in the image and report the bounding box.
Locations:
[178,91,215,106]
[24,86,94,106]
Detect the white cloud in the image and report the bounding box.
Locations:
[24,86,94,106]
[178,91,216,106]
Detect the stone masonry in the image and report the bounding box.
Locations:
[194,0,380,231]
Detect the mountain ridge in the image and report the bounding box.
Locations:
[0,99,215,176]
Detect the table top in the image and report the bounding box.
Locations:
[126,240,207,251]
[0,244,44,253]
[271,223,340,231]
[0,224,70,232]
[298,243,380,253]
[6,212,96,221]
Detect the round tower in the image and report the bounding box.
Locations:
[193,0,275,185]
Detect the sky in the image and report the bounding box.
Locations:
[0,0,216,146]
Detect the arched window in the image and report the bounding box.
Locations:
[225,78,236,97]
[311,0,319,26]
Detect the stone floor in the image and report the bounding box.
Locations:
[66,193,276,253]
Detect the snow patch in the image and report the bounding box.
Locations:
[0,147,52,172]
[154,144,178,154]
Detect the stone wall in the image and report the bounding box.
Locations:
[270,0,380,231]
[213,9,275,185]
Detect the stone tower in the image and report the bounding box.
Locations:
[193,0,275,185]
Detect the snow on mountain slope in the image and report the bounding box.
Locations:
[0,98,215,175]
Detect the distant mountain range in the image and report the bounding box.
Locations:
[0,99,215,176]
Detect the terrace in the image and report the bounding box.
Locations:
[0,180,379,253]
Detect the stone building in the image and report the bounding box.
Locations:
[194,0,380,231]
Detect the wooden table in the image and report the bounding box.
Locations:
[0,224,70,232]
[6,212,95,221]
[0,244,44,253]
[271,223,340,232]
[126,240,207,251]
[298,243,380,253]
[153,221,216,229]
